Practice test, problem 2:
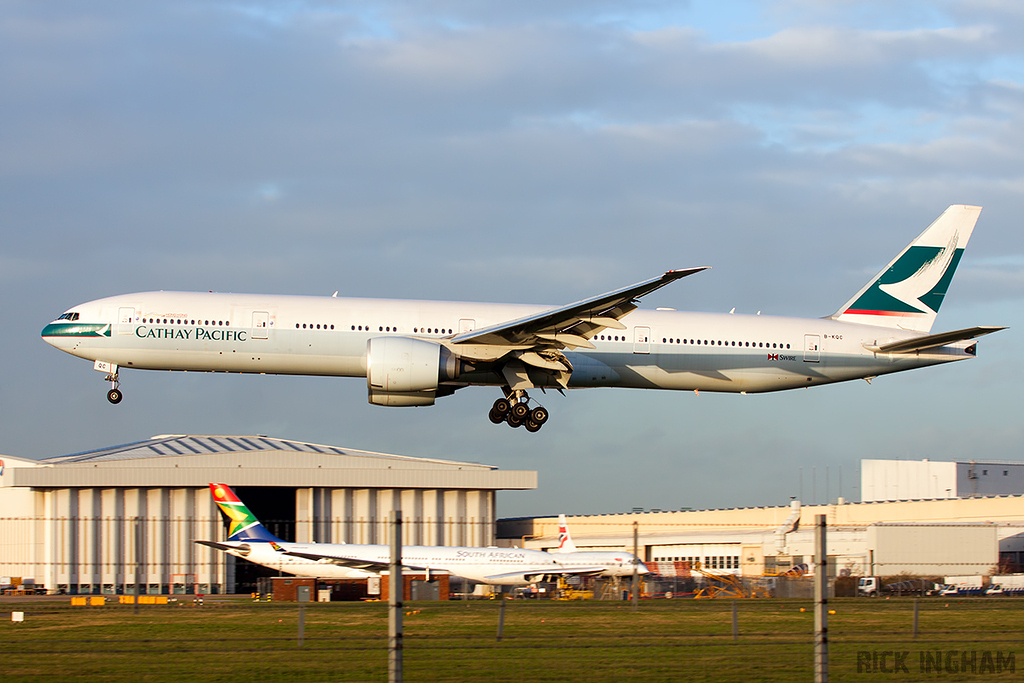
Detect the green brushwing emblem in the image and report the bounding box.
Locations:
[846,245,964,315]
[41,323,112,338]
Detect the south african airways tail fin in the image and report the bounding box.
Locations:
[209,483,284,543]
[831,205,981,334]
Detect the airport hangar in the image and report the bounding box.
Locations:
[0,435,536,595]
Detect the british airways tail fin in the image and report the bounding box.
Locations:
[830,205,981,333]
[554,514,578,553]
[209,483,284,543]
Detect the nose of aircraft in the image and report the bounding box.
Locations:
[41,322,65,349]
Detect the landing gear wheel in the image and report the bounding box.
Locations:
[492,398,511,417]
[107,388,123,404]
[529,406,549,425]
[488,408,505,424]
[507,411,524,428]
[525,419,541,433]
[510,402,530,420]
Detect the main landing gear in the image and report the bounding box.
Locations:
[105,372,122,404]
[488,391,549,432]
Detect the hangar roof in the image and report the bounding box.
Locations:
[43,434,488,468]
[7,435,536,490]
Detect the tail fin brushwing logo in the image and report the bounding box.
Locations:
[831,205,980,334]
[846,235,963,318]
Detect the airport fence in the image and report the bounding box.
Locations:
[1,595,1021,682]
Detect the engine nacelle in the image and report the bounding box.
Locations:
[366,337,461,407]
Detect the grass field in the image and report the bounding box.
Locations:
[2,596,1020,682]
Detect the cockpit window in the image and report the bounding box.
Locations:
[56,312,80,321]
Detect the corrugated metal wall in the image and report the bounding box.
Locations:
[7,485,498,594]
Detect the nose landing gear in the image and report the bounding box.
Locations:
[488,391,549,432]
[105,372,122,404]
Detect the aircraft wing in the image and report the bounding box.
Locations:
[276,549,427,573]
[867,326,1006,354]
[484,566,612,582]
[452,268,707,349]
[445,268,708,385]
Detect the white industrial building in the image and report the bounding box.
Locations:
[502,496,1022,578]
[861,458,1024,501]
[0,435,536,594]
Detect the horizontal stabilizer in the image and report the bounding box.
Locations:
[195,540,239,552]
[866,326,1006,354]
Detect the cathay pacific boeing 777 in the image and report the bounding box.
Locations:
[43,205,1004,431]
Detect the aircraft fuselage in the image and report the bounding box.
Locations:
[42,290,975,395]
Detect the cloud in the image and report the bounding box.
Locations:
[3,0,1023,516]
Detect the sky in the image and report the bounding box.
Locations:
[2,0,1022,518]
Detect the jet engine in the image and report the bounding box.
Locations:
[366,337,462,407]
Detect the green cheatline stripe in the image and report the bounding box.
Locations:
[41,323,111,337]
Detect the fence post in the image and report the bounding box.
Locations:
[497,596,506,641]
[389,510,403,683]
[732,600,738,641]
[814,514,828,683]
[632,521,639,611]
[913,599,919,639]
[134,516,142,615]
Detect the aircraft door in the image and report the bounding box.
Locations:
[804,334,820,362]
[633,326,651,354]
[459,318,475,334]
[117,307,136,335]
[252,311,270,339]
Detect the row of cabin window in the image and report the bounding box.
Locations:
[146,318,229,326]
[663,338,791,350]
[655,556,740,569]
[293,324,457,335]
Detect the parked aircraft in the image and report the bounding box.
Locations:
[549,514,646,577]
[196,483,645,585]
[43,205,1003,431]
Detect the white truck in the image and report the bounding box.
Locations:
[987,574,1024,596]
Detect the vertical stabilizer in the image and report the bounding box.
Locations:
[553,514,578,553]
[830,205,980,333]
[209,482,284,542]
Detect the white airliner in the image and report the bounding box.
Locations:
[198,483,645,585]
[43,205,1004,431]
[548,514,647,575]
